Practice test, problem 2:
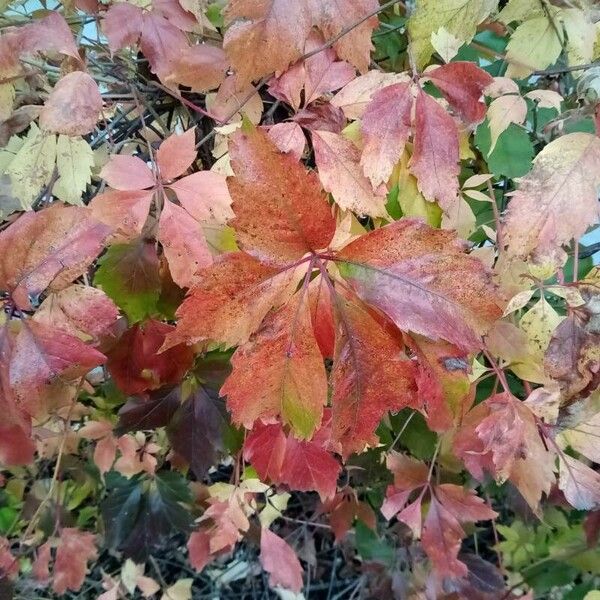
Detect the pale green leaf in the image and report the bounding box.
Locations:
[5,124,56,209]
[53,135,94,205]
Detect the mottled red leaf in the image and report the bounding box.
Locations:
[559,455,600,511]
[228,125,335,266]
[360,82,413,187]
[312,129,388,217]
[10,320,105,417]
[454,393,555,512]
[410,90,460,211]
[221,290,326,439]
[0,204,110,310]
[34,285,118,343]
[164,252,297,349]
[268,32,355,110]
[330,294,418,456]
[422,485,495,579]
[336,219,503,351]
[224,0,377,86]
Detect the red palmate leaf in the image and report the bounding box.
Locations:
[33,285,118,344]
[453,393,555,512]
[422,485,496,578]
[0,204,110,310]
[330,293,418,456]
[158,200,213,288]
[267,122,307,160]
[409,89,460,211]
[39,71,102,136]
[260,528,303,592]
[163,252,297,349]
[312,129,388,217]
[107,319,193,395]
[0,326,34,466]
[268,31,355,111]
[308,275,335,359]
[90,189,154,242]
[360,82,413,187]
[228,125,335,266]
[10,320,106,417]
[424,62,493,125]
[97,129,232,287]
[100,155,155,191]
[336,219,503,351]
[155,127,197,181]
[559,455,600,511]
[52,528,97,595]
[321,490,376,541]
[243,421,340,500]
[221,290,326,438]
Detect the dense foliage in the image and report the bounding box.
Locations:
[1,0,600,598]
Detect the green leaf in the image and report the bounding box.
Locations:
[475,121,534,178]
[355,521,394,566]
[94,240,161,323]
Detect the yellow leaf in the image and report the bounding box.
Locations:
[430,26,462,63]
[505,14,563,78]
[160,579,192,600]
[53,135,94,205]
[562,8,596,78]
[0,83,15,121]
[5,124,56,209]
[487,95,527,153]
[390,151,442,226]
[442,196,476,239]
[259,491,290,528]
[504,132,600,264]
[499,0,543,24]
[520,297,564,356]
[408,0,497,68]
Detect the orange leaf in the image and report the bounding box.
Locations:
[228,126,335,266]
